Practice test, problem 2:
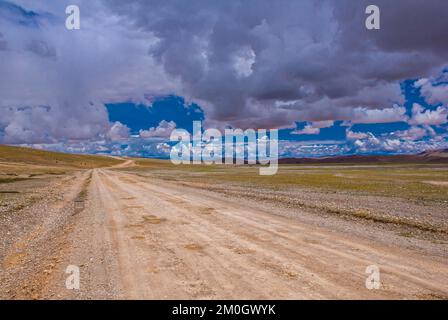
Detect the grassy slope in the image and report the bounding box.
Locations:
[0,145,121,214]
[0,144,121,169]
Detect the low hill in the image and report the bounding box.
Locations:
[279,149,448,164]
[0,144,122,169]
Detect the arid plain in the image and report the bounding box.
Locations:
[1,145,447,299]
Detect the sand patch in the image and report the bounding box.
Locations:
[3,252,26,269]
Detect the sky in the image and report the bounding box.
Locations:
[0,0,447,158]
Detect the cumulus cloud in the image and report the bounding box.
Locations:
[139,120,176,138]
[395,126,429,141]
[382,139,401,151]
[415,77,448,106]
[292,120,334,135]
[346,125,448,154]
[346,129,369,140]
[353,133,381,152]
[350,105,407,124]
[409,103,447,126]
[0,103,110,144]
[107,121,130,141]
[352,133,400,153]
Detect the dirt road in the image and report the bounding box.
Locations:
[1,167,447,299]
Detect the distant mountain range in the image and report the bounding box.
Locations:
[1,144,447,165]
[279,149,448,164]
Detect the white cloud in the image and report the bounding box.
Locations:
[1,103,109,144]
[346,129,369,140]
[107,121,130,141]
[382,139,401,151]
[415,77,448,105]
[350,105,407,124]
[139,120,176,138]
[347,125,448,154]
[395,126,428,141]
[291,120,334,135]
[409,103,447,126]
[232,46,256,78]
[0,0,178,145]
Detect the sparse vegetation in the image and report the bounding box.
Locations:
[0,144,118,218]
[0,177,28,184]
[124,159,448,204]
[0,144,121,169]
[119,158,448,238]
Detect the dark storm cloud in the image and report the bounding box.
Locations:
[0,0,173,144]
[334,0,448,56]
[104,0,448,129]
[1,0,447,153]
[332,0,448,80]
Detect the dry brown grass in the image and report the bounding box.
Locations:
[0,144,121,169]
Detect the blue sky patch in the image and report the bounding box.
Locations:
[106,95,204,135]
